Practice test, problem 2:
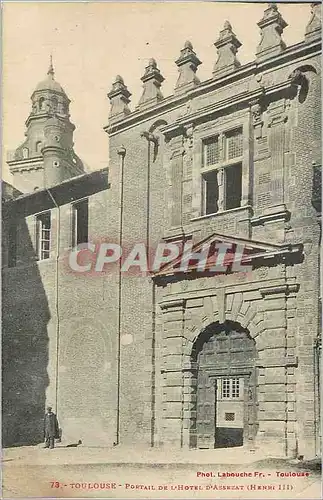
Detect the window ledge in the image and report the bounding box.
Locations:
[190,205,252,223]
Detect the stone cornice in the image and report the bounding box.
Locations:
[260,283,300,297]
[7,156,43,166]
[153,229,303,280]
[161,79,297,138]
[8,157,43,173]
[159,298,186,311]
[25,111,73,129]
[105,39,320,136]
[251,204,291,226]
[157,277,299,303]
[256,355,298,368]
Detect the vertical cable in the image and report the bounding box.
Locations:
[46,189,60,416]
[116,146,126,444]
[141,131,158,446]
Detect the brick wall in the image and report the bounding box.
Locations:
[3,26,321,456]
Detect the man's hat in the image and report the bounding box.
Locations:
[47,406,52,411]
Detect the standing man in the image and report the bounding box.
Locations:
[43,407,59,449]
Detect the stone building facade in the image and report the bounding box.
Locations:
[2,3,322,459]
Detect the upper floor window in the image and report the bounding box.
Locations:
[36,212,51,260]
[51,97,58,111]
[22,147,29,159]
[39,97,45,111]
[35,141,42,154]
[204,136,220,167]
[202,128,243,215]
[225,129,243,160]
[72,199,88,247]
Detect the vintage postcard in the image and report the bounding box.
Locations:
[1,1,322,498]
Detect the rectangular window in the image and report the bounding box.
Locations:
[225,128,243,160]
[221,378,240,399]
[202,171,218,215]
[224,163,242,210]
[203,136,220,167]
[231,378,240,398]
[72,199,89,247]
[222,379,231,398]
[36,212,51,261]
[201,128,243,215]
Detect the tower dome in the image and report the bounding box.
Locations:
[29,56,70,118]
[7,56,84,191]
[34,56,67,95]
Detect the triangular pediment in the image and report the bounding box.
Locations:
[153,232,303,278]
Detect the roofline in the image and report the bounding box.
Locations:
[4,168,109,204]
[105,39,321,136]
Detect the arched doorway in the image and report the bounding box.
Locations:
[191,321,257,449]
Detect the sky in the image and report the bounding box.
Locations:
[2,1,312,184]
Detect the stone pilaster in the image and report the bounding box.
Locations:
[107,75,131,123]
[138,58,164,109]
[267,98,287,208]
[169,135,185,229]
[256,3,287,61]
[250,98,264,141]
[160,299,186,447]
[305,3,321,43]
[251,97,291,240]
[182,124,194,225]
[256,283,299,457]
[182,363,197,449]
[175,41,201,94]
[213,21,241,78]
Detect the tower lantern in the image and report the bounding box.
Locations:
[7,57,84,191]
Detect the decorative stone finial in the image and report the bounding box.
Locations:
[305,3,321,43]
[148,58,157,67]
[213,21,241,78]
[174,41,201,94]
[107,75,131,121]
[256,3,287,60]
[48,54,54,78]
[137,58,164,109]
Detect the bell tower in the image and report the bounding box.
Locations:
[7,57,84,191]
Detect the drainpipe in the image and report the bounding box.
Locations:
[140,131,158,253]
[314,333,321,456]
[116,146,126,445]
[311,160,321,456]
[46,188,60,418]
[141,131,158,446]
